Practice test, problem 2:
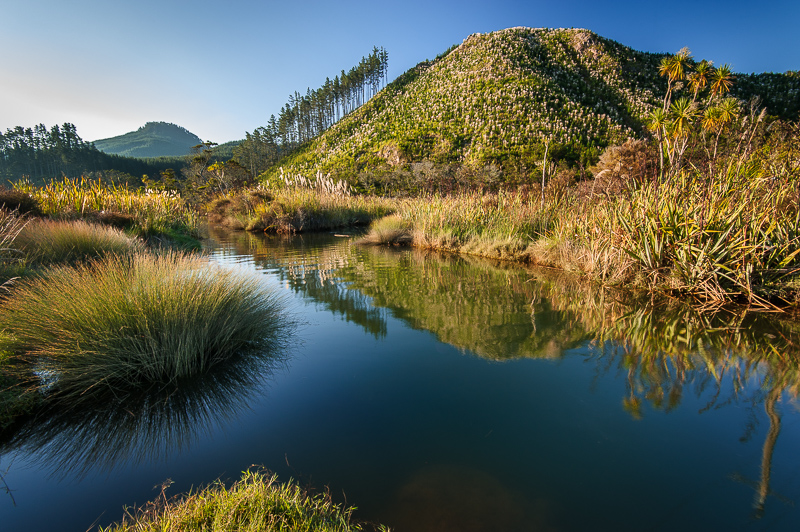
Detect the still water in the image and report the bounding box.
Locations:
[3,228,800,531]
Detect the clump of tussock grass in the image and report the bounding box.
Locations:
[357,214,412,245]
[0,209,27,284]
[101,469,387,532]
[14,219,144,267]
[0,252,292,403]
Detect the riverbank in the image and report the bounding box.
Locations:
[356,168,800,310]
[100,469,388,532]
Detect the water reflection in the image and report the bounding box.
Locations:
[0,344,288,477]
[210,228,800,519]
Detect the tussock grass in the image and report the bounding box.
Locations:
[357,214,412,245]
[0,209,27,284]
[101,469,387,532]
[15,219,144,266]
[0,252,292,403]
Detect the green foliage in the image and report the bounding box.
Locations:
[207,185,394,233]
[13,176,199,239]
[265,28,797,185]
[101,468,387,532]
[0,123,182,185]
[0,252,292,404]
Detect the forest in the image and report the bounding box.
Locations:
[0,123,175,185]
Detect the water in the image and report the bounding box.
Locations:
[3,228,800,531]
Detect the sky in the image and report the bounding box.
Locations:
[1,0,797,144]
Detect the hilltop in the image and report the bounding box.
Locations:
[267,27,799,179]
[93,122,204,158]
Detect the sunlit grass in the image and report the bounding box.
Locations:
[359,164,800,305]
[0,252,292,404]
[13,176,198,238]
[207,187,395,233]
[101,469,388,532]
[14,219,144,267]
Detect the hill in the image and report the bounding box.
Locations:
[93,122,203,158]
[268,27,799,179]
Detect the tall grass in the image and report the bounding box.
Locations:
[0,252,292,404]
[359,162,800,306]
[207,186,395,233]
[0,209,27,284]
[13,176,198,237]
[101,469,387,532]
[14,219,144,267]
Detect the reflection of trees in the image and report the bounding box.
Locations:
[531,271,800,515]
[211,227,593,360]
[211,228,800,516]
[209,228,387,339]
[0,341,288,478]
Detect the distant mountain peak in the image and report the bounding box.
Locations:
[94,122,203,158]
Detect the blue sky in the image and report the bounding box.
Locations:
[1,0,797,143]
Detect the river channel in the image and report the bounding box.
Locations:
[3,228,800,531]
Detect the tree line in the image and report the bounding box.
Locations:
[234,46,388,178]
[0,123,175,185]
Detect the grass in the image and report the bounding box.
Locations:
[14,218,145,267]
[0,252,293,405]
[357,162,800,307]
[13,176,199,241]
[206,186,395,234]
[101,469,388,532]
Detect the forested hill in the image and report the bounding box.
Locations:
[268,27,799,178]
[93,122,203,158]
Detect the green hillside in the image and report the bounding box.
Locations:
[93,122,203,158]
[267,27,799,180]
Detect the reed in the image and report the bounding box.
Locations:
[12,176,198,237]
[359,162,800,306]
[101,469,387,532]
[0,252,292,404]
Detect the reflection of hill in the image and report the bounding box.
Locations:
[211,228,800,517]
[210,228,591,361]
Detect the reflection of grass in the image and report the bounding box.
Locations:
[101,468,387,532]
[1,252,292,405]
[15,219,144,266]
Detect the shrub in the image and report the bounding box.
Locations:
[0,187,41,216]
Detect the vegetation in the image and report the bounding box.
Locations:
[12,176,199,242]
[264,28,798,185]
[101,469,387,532]
[0,252,291,406]
[233,47,390,179]
[207,173,394,233]
[93,122,203,158]
[0,123,180,185]
[14,219,144,267]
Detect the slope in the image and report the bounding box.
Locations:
[269,27,798,179]
[93,122,203,158]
